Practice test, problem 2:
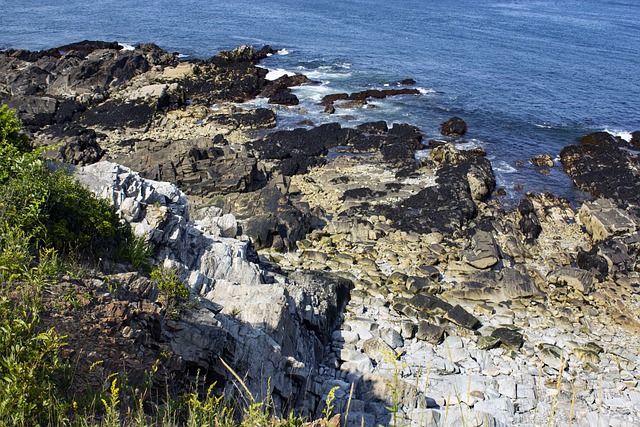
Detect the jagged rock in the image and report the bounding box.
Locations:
[361,337,394,362]
[450,268,543,302]
[518,198,542,244]
[416,321,445,344]
[409,294,453,314]
[578,131,623,146]
[462,229,500,269]
[445,304,480,329]
[38,124,104,165]
[560,143,640,204]
[440,116,467,136]
[530,154,554,167]
[477,335,501,350]
[578,199,638,242]
[287,270,353,344]
[537,344,567,370]
[268,90,300,106]
[321,88,420,105]
[577,247,609,281]
[548,267,595,294]
[491,327,523,350]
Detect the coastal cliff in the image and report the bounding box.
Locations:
[1,41,640,427]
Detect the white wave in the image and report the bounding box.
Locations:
[118,43,135,51]
[277,48,290,55]
[265,68,295,81]
[417,87,436,95]
[177,53,190,59]
[604,128,632,143]
[492,160,517,174]
[534,123,553,129]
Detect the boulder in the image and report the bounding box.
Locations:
[560,143,640,205]
[579,131,623,146]
[491,327,523,350]
[450,268,543,303]
[444,304,480,329]
[440,116,467,136]
[416,321,445,344]
[462,229,499,269]
[268,90,299,106]
[530,154,554,167]
[518,198,542,244]
[578,199,638,242]
[548,267,595,294]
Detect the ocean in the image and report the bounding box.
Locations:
[2,0,639,203]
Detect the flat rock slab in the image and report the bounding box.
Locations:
[444,304,480,329]
[409,294,453,314]
[578,199,638,242]
[491,327,523,350]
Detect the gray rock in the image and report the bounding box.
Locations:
[578,199,638,242]
[462,229,499,269]
[548,267,595,294]
[416,321,445,344]
[444,304,480,329]
[491,327,523,350]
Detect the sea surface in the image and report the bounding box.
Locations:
[2,0,639,203]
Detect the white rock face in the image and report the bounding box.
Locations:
[75,161,263,293]
[75,161,353,416]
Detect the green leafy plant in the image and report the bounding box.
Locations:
[151,266,190,319]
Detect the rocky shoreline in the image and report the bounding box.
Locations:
[2,41,640,426]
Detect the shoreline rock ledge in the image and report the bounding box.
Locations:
[2,41,640,426]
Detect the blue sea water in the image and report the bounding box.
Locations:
[2,0,639,202]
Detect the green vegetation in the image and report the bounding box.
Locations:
[0,106,316,426]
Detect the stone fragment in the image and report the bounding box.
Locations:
[477,335,501,350]
[440,116,467,136]
[444,304,480,329]
[409,294,453,314]
[361,338,394,363]
[537,344,567,370]
[548,267,595,294]
[416,321,445,344]
[379,327,404,349]
[491,327,523,350]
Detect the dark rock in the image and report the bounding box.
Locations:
[491,327,523,350]
[80,99,156,130]
[355,121,388,135]
[341,187,386,201]
[399,78,416,85]
[444,305,480,329]
[409,294,452,314]
[4,96,59,128]
[631,131,640,149]
[321,88,420,105]
[115,138,262,196]
[259,73,313,98]
[39,124,104,165]
[579,131,623,146]
[518,198,542,244]
[226,182,314,250]
[560,143,640,204]
[440,116,467,137]
[577,247,609,281]
[268,90,299,106]
[288,270,353,344]
[249,122,352,176]
[379,123,423,164]
[416,321,445,344]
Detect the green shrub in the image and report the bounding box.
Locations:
[0,296,67,426]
